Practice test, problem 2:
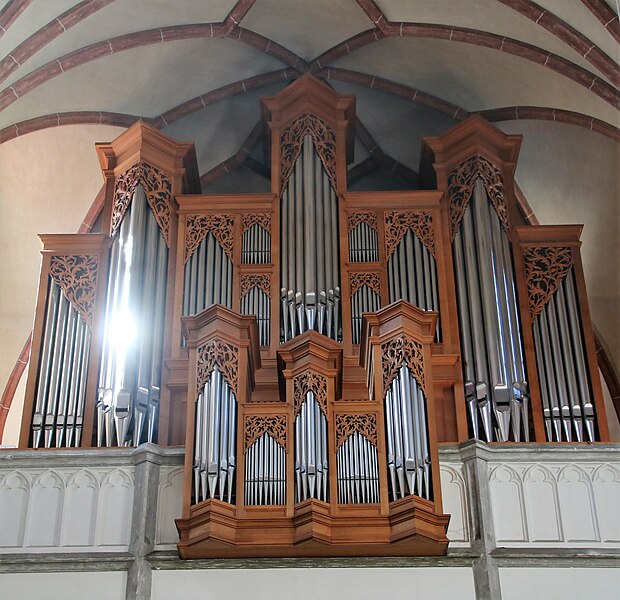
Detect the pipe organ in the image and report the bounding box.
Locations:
[19,75,611,558]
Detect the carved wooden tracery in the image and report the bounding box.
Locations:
[184,214,234,263]
[347,211,378,232]
[335,413,377,449]
[111,162,173,245]
[349,272,381,296]
[244,415,287,450]
[242,213,271,234]
[196,337,239,396]
[447,154,509,240]
[523,246,574,318]
[381,335,426,395]
[293,370,328,416]
[49,255,99,327]
[280,114,337,192]
[240,274,271,297]
[384,210,435,258]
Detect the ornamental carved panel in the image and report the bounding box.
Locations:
[49,255,99,327]
[381,335,426,395]
[243,213,271,233]
[240,274,271,297]
[384,211,435,258]
[447,154,509,240]
[293,370,328,416]
[280,114,337,193]
[349,272,381,297]
[335,413,377,449]
[111,162,173,246]
[196,337,239,396]
[184,214,234,263]
[244,415,287,450]
[348,211,377,232]
[522,246,574,318]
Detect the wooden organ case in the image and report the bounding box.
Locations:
[18,74,610,559]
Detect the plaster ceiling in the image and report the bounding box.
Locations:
[0,0,618,443]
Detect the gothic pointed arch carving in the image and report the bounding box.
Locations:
[184,214,234,263]
[244,415,287,450]
[196,337,239,396]
[381,335,426,395]
[523,246,574,318]
[384,210,435,259]
[349,272,381,297]
[280,114,337,192]
[335,413,377,449]
[49,255,99,327]
[240,274,271,298]
[293,370,328,416]
[111,162,173,246]
[447,154,509,240]
[347,211,377,232]
[242,213,271,234]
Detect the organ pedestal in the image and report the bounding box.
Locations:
[19,75,610,559]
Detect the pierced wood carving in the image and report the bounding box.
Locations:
[280,114,337,193]
[244,415,287,450]
[111,162,173,246]
[240,274,271,297]
[335,413,377,449]
[348,211,377,232]
[243,213,271,233]
[185,214,234,263]
[447,154,509,240]
[384,211,435,258]
[293,370,328,416]
[349,272,381,297]
[381,335,426,395]
[523,246,574,318]
[196,337,239,396]
[49,255,99,327]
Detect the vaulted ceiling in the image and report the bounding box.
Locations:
[0,0,618,442]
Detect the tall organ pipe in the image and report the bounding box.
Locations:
[387,229,441,342]
[193,364,237,504]
[351,285,381,345]
[30,279,92,448]
[532,270,597,442]
[294,391,329,503]
[183,232,233,317]
[348,222,378,262]
[384,365,432,501]
[242,224,271,264]
[241,287,270,346]
[97,185,168,447]
[245,433,286,505]
[452,179,528,442]
[337,432,379,504]
[281,135,341,342]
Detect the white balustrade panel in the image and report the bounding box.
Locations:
[155,465,184,549]
[0,465,134,552]
[489,459,620,548]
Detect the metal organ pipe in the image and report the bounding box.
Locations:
[337,432,379,504]
[384,365,431,501]
[192,364,237,504]
[348,222,378,263]
[532,271,597,442]
[281,135,341,342]
[30,279,92,448]
[387,229,442,342]
[242,224,271,264]
[452,179,529,442]
[97,185,168,447]
[294,391,329,503]
[351,285,381,345]
[241,287,270,346]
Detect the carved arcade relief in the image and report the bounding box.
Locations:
[293,370,328,416]
[240,274,271,297]
[335,413,377,449]
[349,272,381,297]
[381,335,426,395]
